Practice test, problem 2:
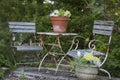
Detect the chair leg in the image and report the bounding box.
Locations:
[38,52,49,71]
[35,51,41,60]
[11,49,17,66]
[55,54,67,74]
[99,68,112,80]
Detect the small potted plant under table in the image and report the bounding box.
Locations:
[70,52,101,80]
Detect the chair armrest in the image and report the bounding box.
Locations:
[68,35,86,51]
[88,39,106,50]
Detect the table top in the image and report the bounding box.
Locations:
[37,32,78,36]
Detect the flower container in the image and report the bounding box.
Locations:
[50,16,69,33]
[75,65,98,80]
[50,9,71,33]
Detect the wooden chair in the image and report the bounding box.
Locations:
[65,20,114,79]
[8,22,43,65]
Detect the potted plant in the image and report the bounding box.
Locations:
[50,9,71,33]
[70,52,101,80]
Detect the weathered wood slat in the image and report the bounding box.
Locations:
[14,46,43,51]
[9,25,35,29]
[94,20,114,25]
[10,29,35,33]
[93,25,113,31]
[93,20,114,36]
[9,22,36,33]
[9,22,35,26]
[93,30,112,35]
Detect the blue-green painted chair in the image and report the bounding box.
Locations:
[8,22,43,65]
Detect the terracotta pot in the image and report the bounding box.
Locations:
[75,65,98,80]
[50,16,69,33]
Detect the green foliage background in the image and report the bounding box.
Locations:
[0,0,120,77]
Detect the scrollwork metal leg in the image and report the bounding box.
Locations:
[56,36,75,74]
[55,54,67,74]
[12,48,17,66]
[38,52,49,71]
[55,36,68,74]
[99,68,112,80]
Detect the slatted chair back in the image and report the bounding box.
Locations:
[9,22,36,33]
[93,20,114,44]
[8,22,43,65]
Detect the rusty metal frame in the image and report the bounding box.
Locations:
[37,32,78,72]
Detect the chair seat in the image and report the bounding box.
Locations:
[67,49,105,59]
[14,46,43,51]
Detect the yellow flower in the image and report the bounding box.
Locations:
[64,10,71,17]
[84,53,93,61]
[93,57,100,62]
[115,12,119,16]
[93,56,101,66]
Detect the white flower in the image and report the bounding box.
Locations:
[50,13,58,16]
[43,0,54,5]
[54,10,59,13]
[77,51,82,57]
[50,10,59,16]
[50,9,71,17]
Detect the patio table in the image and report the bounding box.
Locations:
[37,32,78,72]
